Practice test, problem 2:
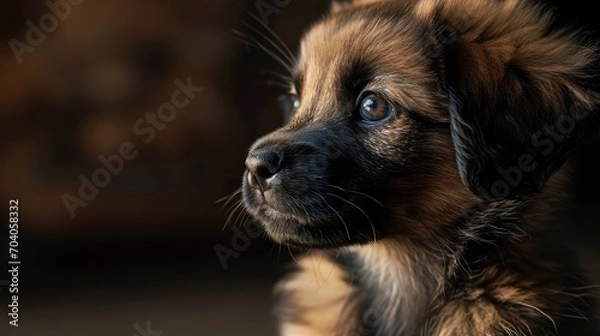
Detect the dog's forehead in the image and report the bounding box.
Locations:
[298,13,417,72]
[290,10,441,123]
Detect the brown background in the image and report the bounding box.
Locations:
[0,0,599,335]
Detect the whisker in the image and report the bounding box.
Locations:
[241,19,296,70]
[235,204,249,226]
[328,184,384,207]
[287,245,299,264]
[278,242,283,261]
[223,195,243,217]
[231,30,294,75]
[258,80,292,89]
[259,69,293,83]
[327,193,377,243]
[223,200,244,230]
[248,12,296,65]
[318,258,337,291]
[267,242,277,257]
[313,192,351,241]
[297,202,312,221]
[216,188,242,210]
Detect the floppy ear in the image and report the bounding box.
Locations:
[418,0,600,200]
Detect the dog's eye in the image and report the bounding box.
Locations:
[358,93,393,123]
[292,95,300,110]
[279,94,300,123]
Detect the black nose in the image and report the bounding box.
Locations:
[245,148,282,190]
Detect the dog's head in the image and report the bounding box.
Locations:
[242,0,599,248]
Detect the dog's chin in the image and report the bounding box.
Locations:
[256,211,373,249]
[243,184,379,249]
[257,214,350,248]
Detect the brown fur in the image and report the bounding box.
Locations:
[241,0,600,335]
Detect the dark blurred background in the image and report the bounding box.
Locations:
[0,0,598,335]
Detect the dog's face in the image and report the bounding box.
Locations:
[241,0,598,248]
[242,2,471,248]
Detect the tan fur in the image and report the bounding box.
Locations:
[385,132,480,238]
[276,252,356,335]
[413,0,599,117]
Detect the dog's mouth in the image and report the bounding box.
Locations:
[243,170,308,224]
[242,163,384,248]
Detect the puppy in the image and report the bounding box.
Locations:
[241,0,600,334]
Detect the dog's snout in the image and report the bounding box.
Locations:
[245,148,282,190]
